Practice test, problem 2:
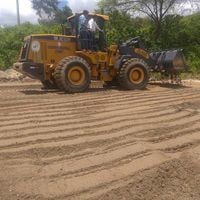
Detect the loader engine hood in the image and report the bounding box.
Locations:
[18,34,76,63]
[13,34,76,80]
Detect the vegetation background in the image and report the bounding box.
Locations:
[0,0,199,76]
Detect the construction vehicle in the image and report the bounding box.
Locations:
[13,13,187,93]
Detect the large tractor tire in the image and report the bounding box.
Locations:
[119,58,149,90]
[54,56,91,93]
[41,80,58,89]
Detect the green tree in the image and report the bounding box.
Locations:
[105,10,136,44]
[98,0,199,39]
[160,12,200,72]
[179,12,200,72]
[31,0,72,24]
[103,10,154,49]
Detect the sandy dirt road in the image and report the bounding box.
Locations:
[0,82,200,200]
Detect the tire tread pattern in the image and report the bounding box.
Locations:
[54,56,91,93]
[119,58,149,90]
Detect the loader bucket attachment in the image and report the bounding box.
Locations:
[150,49,187,73]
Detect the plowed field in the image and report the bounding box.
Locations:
[0,82,200,200]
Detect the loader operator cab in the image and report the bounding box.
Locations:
[67,13,108,51]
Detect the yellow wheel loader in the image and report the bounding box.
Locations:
[13,13,187,93]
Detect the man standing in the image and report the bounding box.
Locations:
[79,10,90,50]
[88,16,103,51]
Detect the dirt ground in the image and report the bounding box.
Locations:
[0,81,200,200]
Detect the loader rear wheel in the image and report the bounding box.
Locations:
[54,56,91,93]
[119,58,149,90]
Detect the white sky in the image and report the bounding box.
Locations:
[0,0,98,26]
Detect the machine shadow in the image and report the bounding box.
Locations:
[19,89,59,95]
[149,82,191,89]
[19,87,110,95]
[19,86,150,95]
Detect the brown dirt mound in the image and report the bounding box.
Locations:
[95,152,200,200]
[0,69,25,82]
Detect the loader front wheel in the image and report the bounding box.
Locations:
[54,56,91,93]
[119,58,149,90]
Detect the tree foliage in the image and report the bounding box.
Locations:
[31,0,72,24]
[99,0,200,38]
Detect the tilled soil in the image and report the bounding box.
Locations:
[0,81,200,200]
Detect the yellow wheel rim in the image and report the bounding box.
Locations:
[129,67,145,84]
[68,66,85,85]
